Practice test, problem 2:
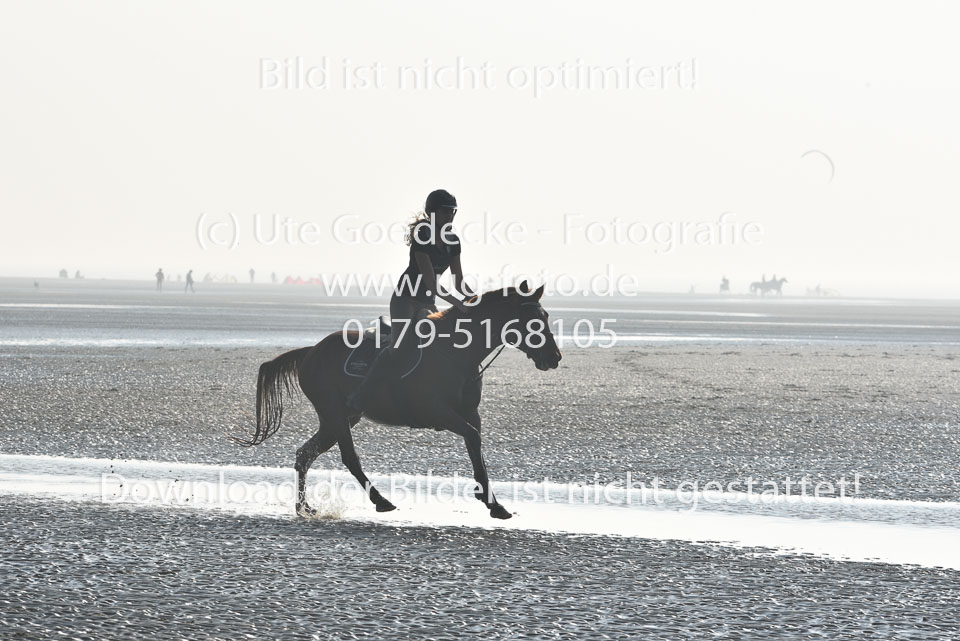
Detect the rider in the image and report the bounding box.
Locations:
[346,189,472,413]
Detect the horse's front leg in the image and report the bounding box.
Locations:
[336,421,397,513]
[449,411,511,519]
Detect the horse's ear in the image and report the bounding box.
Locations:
[519,280,530,294]
[534,284,545,300]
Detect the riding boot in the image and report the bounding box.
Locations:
[346,346,398,413]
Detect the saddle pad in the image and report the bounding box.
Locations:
[343,327,422,378]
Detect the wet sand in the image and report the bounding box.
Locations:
[4,497,959,640]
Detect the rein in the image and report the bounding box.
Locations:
[472,299,541,380]
[474,344,506,381]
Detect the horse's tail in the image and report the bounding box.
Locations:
[233,346,312,447]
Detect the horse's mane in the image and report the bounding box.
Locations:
[427,287,521,323]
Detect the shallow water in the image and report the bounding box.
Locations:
[4,454,960,570]
[3,277,960,345]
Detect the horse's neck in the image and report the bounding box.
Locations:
[435,310,508,370]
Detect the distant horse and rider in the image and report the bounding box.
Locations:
[750,274,788,296]
[233,282,561,520]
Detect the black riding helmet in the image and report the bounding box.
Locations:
[425,189,457,214]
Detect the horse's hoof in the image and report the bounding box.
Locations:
[376,501,397,513]
[489,504,513,520]
[296,504,317,518]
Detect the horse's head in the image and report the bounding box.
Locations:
[508,281,562,371]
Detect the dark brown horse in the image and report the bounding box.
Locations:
[234,282,561,519]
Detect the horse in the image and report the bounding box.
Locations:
[233,282,562,520]
[749,277,787,296]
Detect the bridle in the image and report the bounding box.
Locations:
[474,300,549,380]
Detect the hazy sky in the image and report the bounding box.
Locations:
[1,1,958,297]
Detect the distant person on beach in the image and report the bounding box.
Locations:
[155,268,165,291]
[271,271,278,284]
[59,269,68,279]
[185,270,195,293]
[249,268,255,283]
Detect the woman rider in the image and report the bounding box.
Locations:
[346,189,472,413]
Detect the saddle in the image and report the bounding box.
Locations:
[343,315,423,378]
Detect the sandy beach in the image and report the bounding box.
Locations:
[2,280,959,638]
[3,341,958,502]
[3,497,959,640]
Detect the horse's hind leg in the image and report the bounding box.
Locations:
[295,419,338,517]
[337,422,396,512]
